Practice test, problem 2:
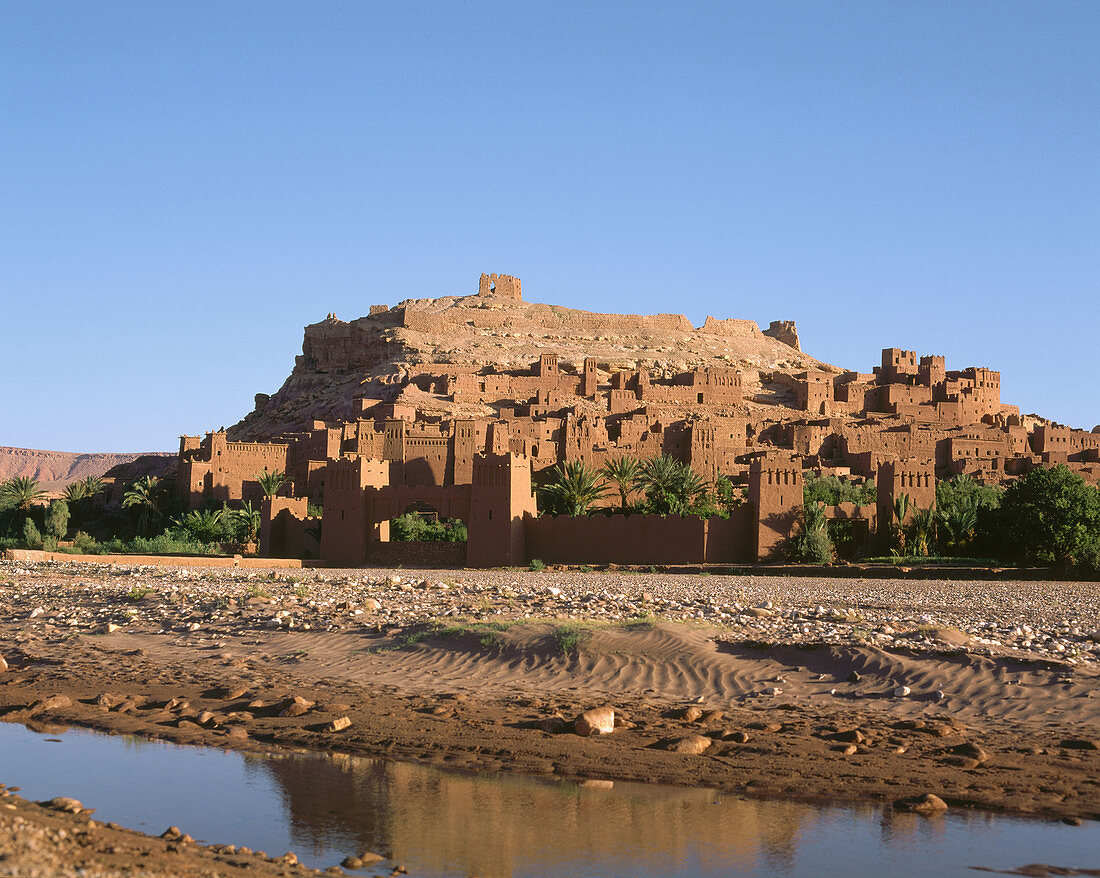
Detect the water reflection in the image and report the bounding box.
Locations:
[0,722,1096,878]
[256,751,851,877]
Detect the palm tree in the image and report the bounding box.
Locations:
[122,476,163,536]
[634,455,708,514]
[909,506,937,557]
[790,501,834,563]
[171,507,225,543]
[257,470,288,498]
[63,480,89,503]
[889,493,911,554]
[81,476,105,498]
[936,494,978,554]
[231,501,262,544]
[600,456,639,509]
[539,460,608,516]
[1,476,45,515]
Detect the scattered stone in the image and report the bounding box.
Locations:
[536,714,569,733]
[680,706,703,722]
[325,716,352,732]
[726,731,751,743]
[831,744,858,756]
[662,735,712,755]
[0,655,7,672]
[279,696,315,717]
[829,729,864,744]
[30,694,72,714]
[950,742,990,764]
[847,671,862,683]
[1060,738,1099,751]
[893,793,948,814]
[575,706,615,736]
[44,797,85,813]
[893,685,911,697]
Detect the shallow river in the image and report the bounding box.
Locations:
[0,722,1095,877]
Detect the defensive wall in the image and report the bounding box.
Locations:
[257,451,931,567]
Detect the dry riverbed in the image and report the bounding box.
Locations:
[0,559,1098,875]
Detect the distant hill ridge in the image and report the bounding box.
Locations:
[0,447,172,491]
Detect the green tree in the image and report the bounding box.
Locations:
[63,480,88,503]
[994,465,1100,568]
[22,518,43,549]
[789,501,834,563]
[908,506,937,557]
[539,460,608,516]
[1,476,45,514]
[257,471,288,498]
[936,494,979,554]
[599,456,639,509]
[171,507,227,543]
[44,500,69,540]
[81,476,105,499]
[803,473,876,507]
[888,493,911,554]
[122,476,164,536]
[230,501,262,544]
[634,455,708,515]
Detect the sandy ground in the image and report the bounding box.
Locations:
[0,559,1097,875]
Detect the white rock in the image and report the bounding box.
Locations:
[893,685,911,697]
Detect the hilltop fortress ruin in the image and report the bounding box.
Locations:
[177,273,1099,567]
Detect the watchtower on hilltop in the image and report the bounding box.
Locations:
[478,273,522,300]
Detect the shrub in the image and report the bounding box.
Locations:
[528,558,546,571]
[804,473,875,507]
[390,514,467,542]
[72,531,101,554]
[788,503,834,564]
[22,519,43,550]
[44,500,69,540]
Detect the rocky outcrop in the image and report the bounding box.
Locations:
[763,320,800,351]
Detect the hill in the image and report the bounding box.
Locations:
[0,448,173,493]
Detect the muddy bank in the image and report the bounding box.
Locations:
[1,624,1097,823]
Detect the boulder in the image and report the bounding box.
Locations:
[575,706,615,736]
[893,793,948,814]
[325,716,352,732]
[664,735,712,755]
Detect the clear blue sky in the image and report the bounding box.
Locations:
[2,1,1097,452]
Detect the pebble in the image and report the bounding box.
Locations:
[0,561,1095,673]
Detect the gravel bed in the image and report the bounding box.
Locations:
[2,560,1098,668]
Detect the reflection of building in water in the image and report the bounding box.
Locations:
[253,750,824,877]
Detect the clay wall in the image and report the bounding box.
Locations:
[877,459,936,527]
[178,431,291,510]
[881,348,918,383]
[1031,424,1100,459]
[524,514,722,565]
[367,541,467,568]
[763,320,800,350]
[260,497,319,560]
[748,453,803,561]
[796,370,833,414]
[699,316,763,338]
